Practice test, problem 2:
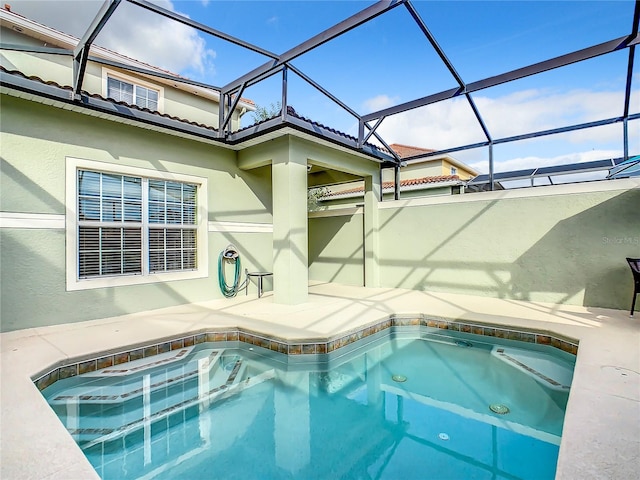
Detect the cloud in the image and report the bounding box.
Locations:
[362,94,398,113]
[372,96,487,149]
[362,86,636,174]
[467,149,622,174]
[9,0,216,78]
[474,88,624,139]
[370,88,630,151]
[98,1,216,77]
[267,16,279,25]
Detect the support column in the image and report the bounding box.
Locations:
[272,138,309,304]
[363,174,380,287]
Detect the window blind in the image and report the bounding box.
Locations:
[77,170,197,279]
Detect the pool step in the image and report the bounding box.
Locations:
[50,349,224,405]
[491,346,573,391]
[74,363,275,449]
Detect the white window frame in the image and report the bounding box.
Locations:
[66,157,208,291]
[102,67,165,113]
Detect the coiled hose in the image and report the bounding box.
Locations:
[218,248,243,297]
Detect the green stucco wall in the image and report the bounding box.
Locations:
[0,95,273,331]
[309,213,364,286]
[309,186,640,310]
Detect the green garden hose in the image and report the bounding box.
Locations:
[218,247,243,297]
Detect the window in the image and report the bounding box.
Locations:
[78,171,143,277]
[450,166,458,175]
[147,179,197,272]
[107,76,159,111]
[67,158,207,290]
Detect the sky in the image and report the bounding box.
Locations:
[6,0,639,175]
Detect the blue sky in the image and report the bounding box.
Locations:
[9,0,639,174]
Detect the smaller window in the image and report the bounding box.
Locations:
[450,166,458,175]
[107,76,159,111]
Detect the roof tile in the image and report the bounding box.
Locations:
[324,175,461,197]
[1,65,218,132]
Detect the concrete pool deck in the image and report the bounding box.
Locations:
[1,282,638,479]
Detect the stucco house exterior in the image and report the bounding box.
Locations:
[319,144,479,206]
[384,144,477,181]
[0,5,391,332]
[1,3,637,336]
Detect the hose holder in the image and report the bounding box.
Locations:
[218,244,242,297]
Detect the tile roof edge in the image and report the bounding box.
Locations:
[0,65,219,133]
[323,175,463,197]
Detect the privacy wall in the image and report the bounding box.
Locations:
[309,182,640,310]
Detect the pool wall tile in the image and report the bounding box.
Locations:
[96,356,114,370]
[144,346,158,358]
[78,360,97,375]
[33,314,580,392]
[129,349,144,361]
[113,352,129,365]
[494,328,507,338]
[35,369,59,390]
[59,364,77,379]
[536,335,551,345]
[508,331,522,341]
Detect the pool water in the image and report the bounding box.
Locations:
[42,331,574,479]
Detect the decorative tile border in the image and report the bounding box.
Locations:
[82,348,193,377]
[33,314,579,391]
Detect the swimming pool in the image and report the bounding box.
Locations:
[41,329,575,479]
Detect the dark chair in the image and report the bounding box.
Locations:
[626,258,640,317]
